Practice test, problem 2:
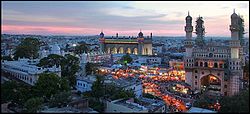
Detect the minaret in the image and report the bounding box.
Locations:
[137,30,144,55]
[195,15,205,46]
[184,11,194,87]
[99,31,105,52]
[184,11,194,57]
[228,9,243,96]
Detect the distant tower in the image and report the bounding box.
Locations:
[195,15,205,46]
[99,31,105,52]
[184,11,194,85]
[150,33,153,38]
[228,9,243,96]
[137,30,144,55]
[116,33,119,38]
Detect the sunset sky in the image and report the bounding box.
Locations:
[1,1,249,37]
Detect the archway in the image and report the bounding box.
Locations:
[107,48,111,54]
[112,47,117,54]
[133,48,138,55]
[118,47,124,54]
[200,74,221,95]
[127,48,131,54]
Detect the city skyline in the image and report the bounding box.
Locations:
[1,1,249,37]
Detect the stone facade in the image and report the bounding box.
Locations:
[99,31,152,55]
[184,10,245,96]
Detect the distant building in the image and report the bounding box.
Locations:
[1,58,61,86]
[40,99,98,113]
[135,56,162,65]
[187,107,216,113]
[39,43,65,58]
[99,31,153,55]
[105,97,166,113]
[105,76,143,98]
[76,75,96,93]
[184,10,245,96]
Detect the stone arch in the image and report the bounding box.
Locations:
[144,48,148,55]
[133,48,138,55]
[200,62,203,67]
[107,47,111,54]
[214,63,218,68]
[199,73,222,94]
[204,62,208,67]
[112,47,117,54]
[126,48,131,54]
[118,47,124,54]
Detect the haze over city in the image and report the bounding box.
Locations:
[1,1,249,37]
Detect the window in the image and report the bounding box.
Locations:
[195,82,197,85]
[200,62,203,67]
[195,70,198,73]
[202,72,204,74]
[195,76,198,79]
[214,63,218,68]
[204,62,208,67]
[224,85,227,88]
[224,92,227,96]
[217,73,220,76]
[219,63,223,68]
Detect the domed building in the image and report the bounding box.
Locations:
[50,44,61,55]
[99,30,153,55]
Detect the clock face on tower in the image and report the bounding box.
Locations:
[209,53,213,58]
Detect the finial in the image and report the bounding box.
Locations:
[233,8,235,13]
[188,11,190,16]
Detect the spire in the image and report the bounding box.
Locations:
[233,8,235,13]
[188,11,190,16]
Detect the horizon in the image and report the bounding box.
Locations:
[1,1,249,37]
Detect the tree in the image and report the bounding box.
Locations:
[24,97,44,113]
[2,55,13,61]
[219,90,249,113]
[74,42,89,54]
[121,53,133,65]
[37,54,65,68]
[91,75,105,99]
[13,38,40,60]
[49,91,71,108]
[1,80,32,105]
[85,62,99,75]
[37,54,79,87]
[61,54,80,87]
[33,73,66,100]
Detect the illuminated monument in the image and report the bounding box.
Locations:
[99,31,153,55]
[184,10,245,96]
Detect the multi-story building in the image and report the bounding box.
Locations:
[184,10,245,96]
[106,97,166,113]
[1,58,61,86]
[99,31,153,55]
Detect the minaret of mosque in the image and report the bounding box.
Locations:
[99,31,105,52]
[195,15,205,46]
[228,9,243,96]
[184,11,194,57]
[184,11,194,86]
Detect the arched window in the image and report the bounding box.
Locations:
[200,62,203,67]
[214,63,218,68]
[204,62,208,67]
